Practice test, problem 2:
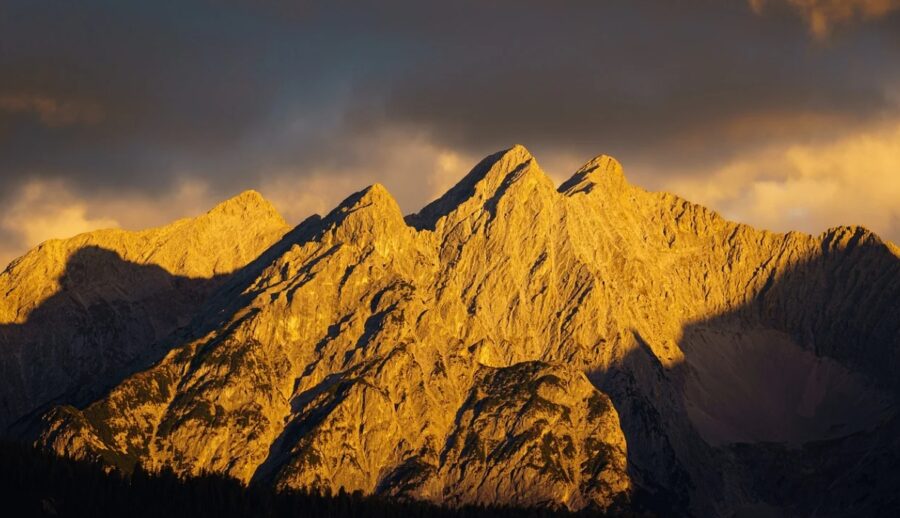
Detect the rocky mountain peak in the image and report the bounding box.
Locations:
[407,144,552,230]
[335,183,397,212]
[206,189,285,226]
[327,184,404,226]
[559,154,626,195]
[820,225,880,251]
[319,183,412,250]
[460,143,548,193]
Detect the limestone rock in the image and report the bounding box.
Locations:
[20,147,900,515]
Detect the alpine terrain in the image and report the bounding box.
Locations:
[3,146,898,516]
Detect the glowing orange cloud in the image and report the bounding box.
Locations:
[663,122,900,245]
[750,0,900,37]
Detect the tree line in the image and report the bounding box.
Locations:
[0,441,653,517]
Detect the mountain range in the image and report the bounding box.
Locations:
[2,146,898,516]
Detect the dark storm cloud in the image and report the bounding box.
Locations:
[1,1,287,193]
[0,0,898,200]
[348,0,900,174]
[0,0,397,197]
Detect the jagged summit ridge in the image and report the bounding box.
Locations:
[407,144,553,230]
[3,146,897,516]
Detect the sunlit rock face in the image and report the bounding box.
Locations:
[16,146,900,515]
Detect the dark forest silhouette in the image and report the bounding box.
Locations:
[0,441,649,518]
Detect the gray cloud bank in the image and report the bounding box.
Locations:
[1,0,899,265]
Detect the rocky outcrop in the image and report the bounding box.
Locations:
[23,146,900,515]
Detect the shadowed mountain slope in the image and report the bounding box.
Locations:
[0,192,290,435]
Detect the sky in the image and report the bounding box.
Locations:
[1,0,899,266]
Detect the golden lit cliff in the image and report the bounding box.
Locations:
[4,147,897,515]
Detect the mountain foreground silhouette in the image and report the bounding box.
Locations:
[3,146,899,516]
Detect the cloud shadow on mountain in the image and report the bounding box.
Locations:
[0,246,227,439]
[0,218,317,440]
[590,228,900,515]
